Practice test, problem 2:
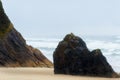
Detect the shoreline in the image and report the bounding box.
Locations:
[0,68,119,80]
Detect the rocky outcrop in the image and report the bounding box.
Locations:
[0,0,53,67]
[53,33,119,77]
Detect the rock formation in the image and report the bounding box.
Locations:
[53,33,119,77]
[0,0,53,67]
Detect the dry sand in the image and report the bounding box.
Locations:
[0,68,119,80]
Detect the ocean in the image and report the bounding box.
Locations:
[26,35,120,73]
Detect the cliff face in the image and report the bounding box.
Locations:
[0,1,53,67]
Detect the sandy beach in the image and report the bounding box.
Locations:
[0,68,119,80]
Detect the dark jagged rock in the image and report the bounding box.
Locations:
[53,33,119,78]
[0,0,53,67]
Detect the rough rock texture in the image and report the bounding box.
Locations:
[53,33,119,77]
[0,1,53,67]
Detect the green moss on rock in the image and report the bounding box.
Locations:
[0,0,2,11]
[0,23,13,37]
[64,33,75,41]
[0,0,12,38]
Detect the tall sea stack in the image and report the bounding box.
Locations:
[0,0,52,67]
[53,33,119,78]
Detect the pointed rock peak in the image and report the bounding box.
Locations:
[91,49,102,56]
[63,33,75,41]
[0,0,12,38]
[63,33,87,49]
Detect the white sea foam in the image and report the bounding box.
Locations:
[27,40,58,49]
[26,38,61,42]
[26,37,120,56]
[86,40,120,55]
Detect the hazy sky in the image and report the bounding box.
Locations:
[2,0,120,37]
